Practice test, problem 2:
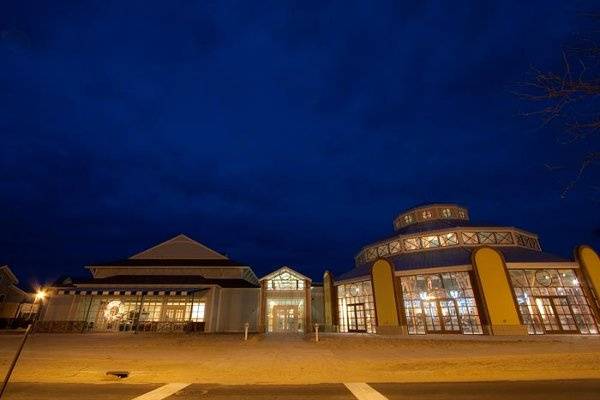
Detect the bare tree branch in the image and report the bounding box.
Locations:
[516,12,600,197]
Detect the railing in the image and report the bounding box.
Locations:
[34,320,205,333]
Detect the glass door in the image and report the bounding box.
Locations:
[439,299,461,332]
[552,297,579,333]
[347,303,367,332]
[534,297,567,333]
[534,296,579,333]
[423,299,461,333]
[272,305,298,332]
[423,300,442,333]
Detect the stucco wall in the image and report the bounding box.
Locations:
[215,288,260,332]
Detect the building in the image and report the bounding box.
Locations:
[39,234,323,333]
[0,265,35,328]
[37,204,600,336]
[324,204,600,336]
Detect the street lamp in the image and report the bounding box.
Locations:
[0,287,47,398]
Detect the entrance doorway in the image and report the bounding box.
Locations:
[272,305,300,333]
[534,296,579,333]
[422,299,462,333]
[347,303,367,332]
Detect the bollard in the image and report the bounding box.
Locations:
[314,323,319,342]
[244,322,249,341]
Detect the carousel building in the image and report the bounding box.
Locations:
[38,204,600,337]
[322,204,600,336]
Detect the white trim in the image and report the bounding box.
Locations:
[260,266,312,282]
[131,383,190,400]
[335,276,372,285]
[394,264,472,276]
[344,383,389,400]
[506,262,579,270]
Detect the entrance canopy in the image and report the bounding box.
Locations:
[260,267,312,333]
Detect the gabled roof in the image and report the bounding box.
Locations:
[0,265,19,284]
[130,234,227,260]
[87,234,250,268]
[87,259,247,268]
[260,266,312,282]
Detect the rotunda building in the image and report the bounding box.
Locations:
[323,204,600,336]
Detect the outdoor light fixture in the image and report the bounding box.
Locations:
[35,290,46,302]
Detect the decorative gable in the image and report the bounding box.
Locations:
[260,266,311,282]
[130,234,227,260]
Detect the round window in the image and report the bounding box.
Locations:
[535,270,553,287]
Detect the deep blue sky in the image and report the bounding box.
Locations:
[1,1,599,287]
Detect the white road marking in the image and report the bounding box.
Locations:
[131,383,190,400]
[344,382,389,400]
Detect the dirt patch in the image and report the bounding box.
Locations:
[0,333,599,384]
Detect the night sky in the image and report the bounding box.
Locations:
[1,1,599,287]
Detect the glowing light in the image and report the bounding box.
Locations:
[419,291,429,301]
[449,290,459,299]
[572,278,579,285]
[35,290,46,301]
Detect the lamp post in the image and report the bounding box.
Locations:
[0,289,46,399]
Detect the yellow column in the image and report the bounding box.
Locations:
[323,271,335,331]
[576,246,600,311]
[371,259,403,334]
[472,247,528,335]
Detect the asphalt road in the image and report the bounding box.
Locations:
[3,380,600,399]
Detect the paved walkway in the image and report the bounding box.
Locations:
[4,380,600,399]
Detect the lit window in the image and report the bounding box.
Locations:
[422,210,432,219]
[267,271,305,291]
[441,208,452,218]
[404,214,413,224]
[366,247,377,261]
[509,268,598,335]
[337,280,376,333]
[478,232,496,244]
[422,236,440,248]
[495,232,513,244]
[404,237,422,251]
[389,241,401,254]
[400,272,483,335]
[191,302,205,322]
[461,232,479,244]
[377,245,390,256]
[458,210,466,219]
[440,232,459,246]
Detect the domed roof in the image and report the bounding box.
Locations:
[352,203,545,269]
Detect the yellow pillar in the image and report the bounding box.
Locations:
[576,246,600,311]
[371,259,403,334]
[472,247,528,335]
[323,271,335,331]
